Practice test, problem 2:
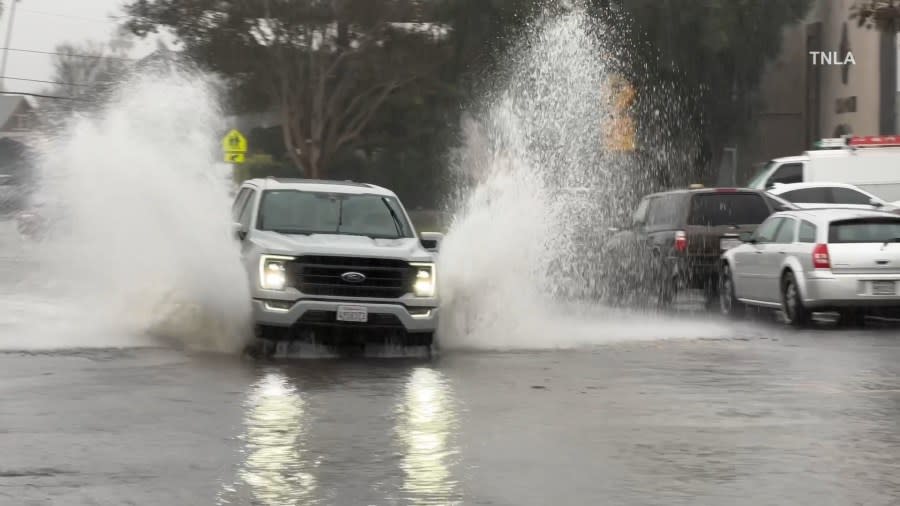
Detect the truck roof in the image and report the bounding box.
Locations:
[242,178,397,197]
[769,155,808,163]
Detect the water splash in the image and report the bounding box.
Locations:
[437,9,729,349]
[10,63,251,352]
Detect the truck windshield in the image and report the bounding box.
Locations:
[745,161,775,188]
[256,190,414,239]
[829,219,900,243]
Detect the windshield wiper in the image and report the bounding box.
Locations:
[337,198,344,230]
[381,198,404,238]
[267,228,311,235]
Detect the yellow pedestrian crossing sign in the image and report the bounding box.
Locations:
[222,129,247,154]
[225,152,246,164]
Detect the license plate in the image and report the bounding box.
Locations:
[872,280,897,296]
[720,237,743,251]
[336,305,368,322]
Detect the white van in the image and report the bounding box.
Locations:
[747,136,900,202]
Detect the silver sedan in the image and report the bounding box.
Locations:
[719,208,900,326]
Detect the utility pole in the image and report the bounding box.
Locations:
[0,0,21,92]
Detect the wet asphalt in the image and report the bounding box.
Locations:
[4,220,900,505]
[4,331,900,505]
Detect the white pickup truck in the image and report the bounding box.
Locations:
[232,177,442,350]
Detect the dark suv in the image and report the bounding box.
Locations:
[606,187,794,308]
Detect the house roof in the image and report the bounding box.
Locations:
[0,96,31,127]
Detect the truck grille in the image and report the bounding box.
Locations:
[290,256,413,298]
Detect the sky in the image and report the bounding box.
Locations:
[0,0,163,95]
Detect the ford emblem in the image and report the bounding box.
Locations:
[341,271,366,283]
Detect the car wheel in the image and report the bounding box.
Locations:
[656,262,677,310]
[781,271,810,327]
[719,264,745,319]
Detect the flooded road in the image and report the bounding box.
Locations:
[4,333,900,505]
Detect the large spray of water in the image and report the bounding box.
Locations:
[10,65,251,352]
[436,10,730,349]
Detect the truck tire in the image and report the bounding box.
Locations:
[254,324,290,340]
[405,332,434,347]
[656,260,677,310]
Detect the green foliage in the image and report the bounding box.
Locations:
[585,0,812,181]
[124,0,814,202]
[125,0,450,178]
[852,1,900,31]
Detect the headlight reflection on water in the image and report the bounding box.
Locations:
[220,371,317,505]
[396,367,462,505]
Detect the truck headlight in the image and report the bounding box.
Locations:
[259,255,293,290]
[412,263,436,297]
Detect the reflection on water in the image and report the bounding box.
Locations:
[219,370,317,505]
[395,367,462,505]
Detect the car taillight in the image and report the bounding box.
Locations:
[812,243,830,269]
[674,231,687,252]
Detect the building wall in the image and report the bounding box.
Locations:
[755,21,809,163]
[748,0,895,174]
[818,0,881,137]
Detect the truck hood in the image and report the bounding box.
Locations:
[252,231,434,261]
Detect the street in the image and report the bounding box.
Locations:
[3,217,900,506]
[2,1,900,504]
[4,331,900,505]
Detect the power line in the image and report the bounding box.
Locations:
[1,76,97,87]
[0,48,137,61]
[0,90,87,101]
[18,8,124,24]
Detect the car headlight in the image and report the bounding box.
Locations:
[259,255,294,290]
[411,262,436,297]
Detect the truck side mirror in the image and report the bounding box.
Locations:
[232,222,247,241]
[870,198,884,208]
[739,232,755,243]
[419,232,443,253]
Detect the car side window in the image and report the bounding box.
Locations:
[830,187,872,205]
[766,163,803,188]
[238,189,256,229]
[231,188,249,220]
[754,217,783,243]
[632,198,649,227]
[773,218,795,244]
[647,195,682,229]
[781,187,828,203]
[798,220,817,243]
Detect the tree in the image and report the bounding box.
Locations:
[586,0,813,186]
[852,1,900,31]
[124,0,448,179]
[37,34,134,118]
